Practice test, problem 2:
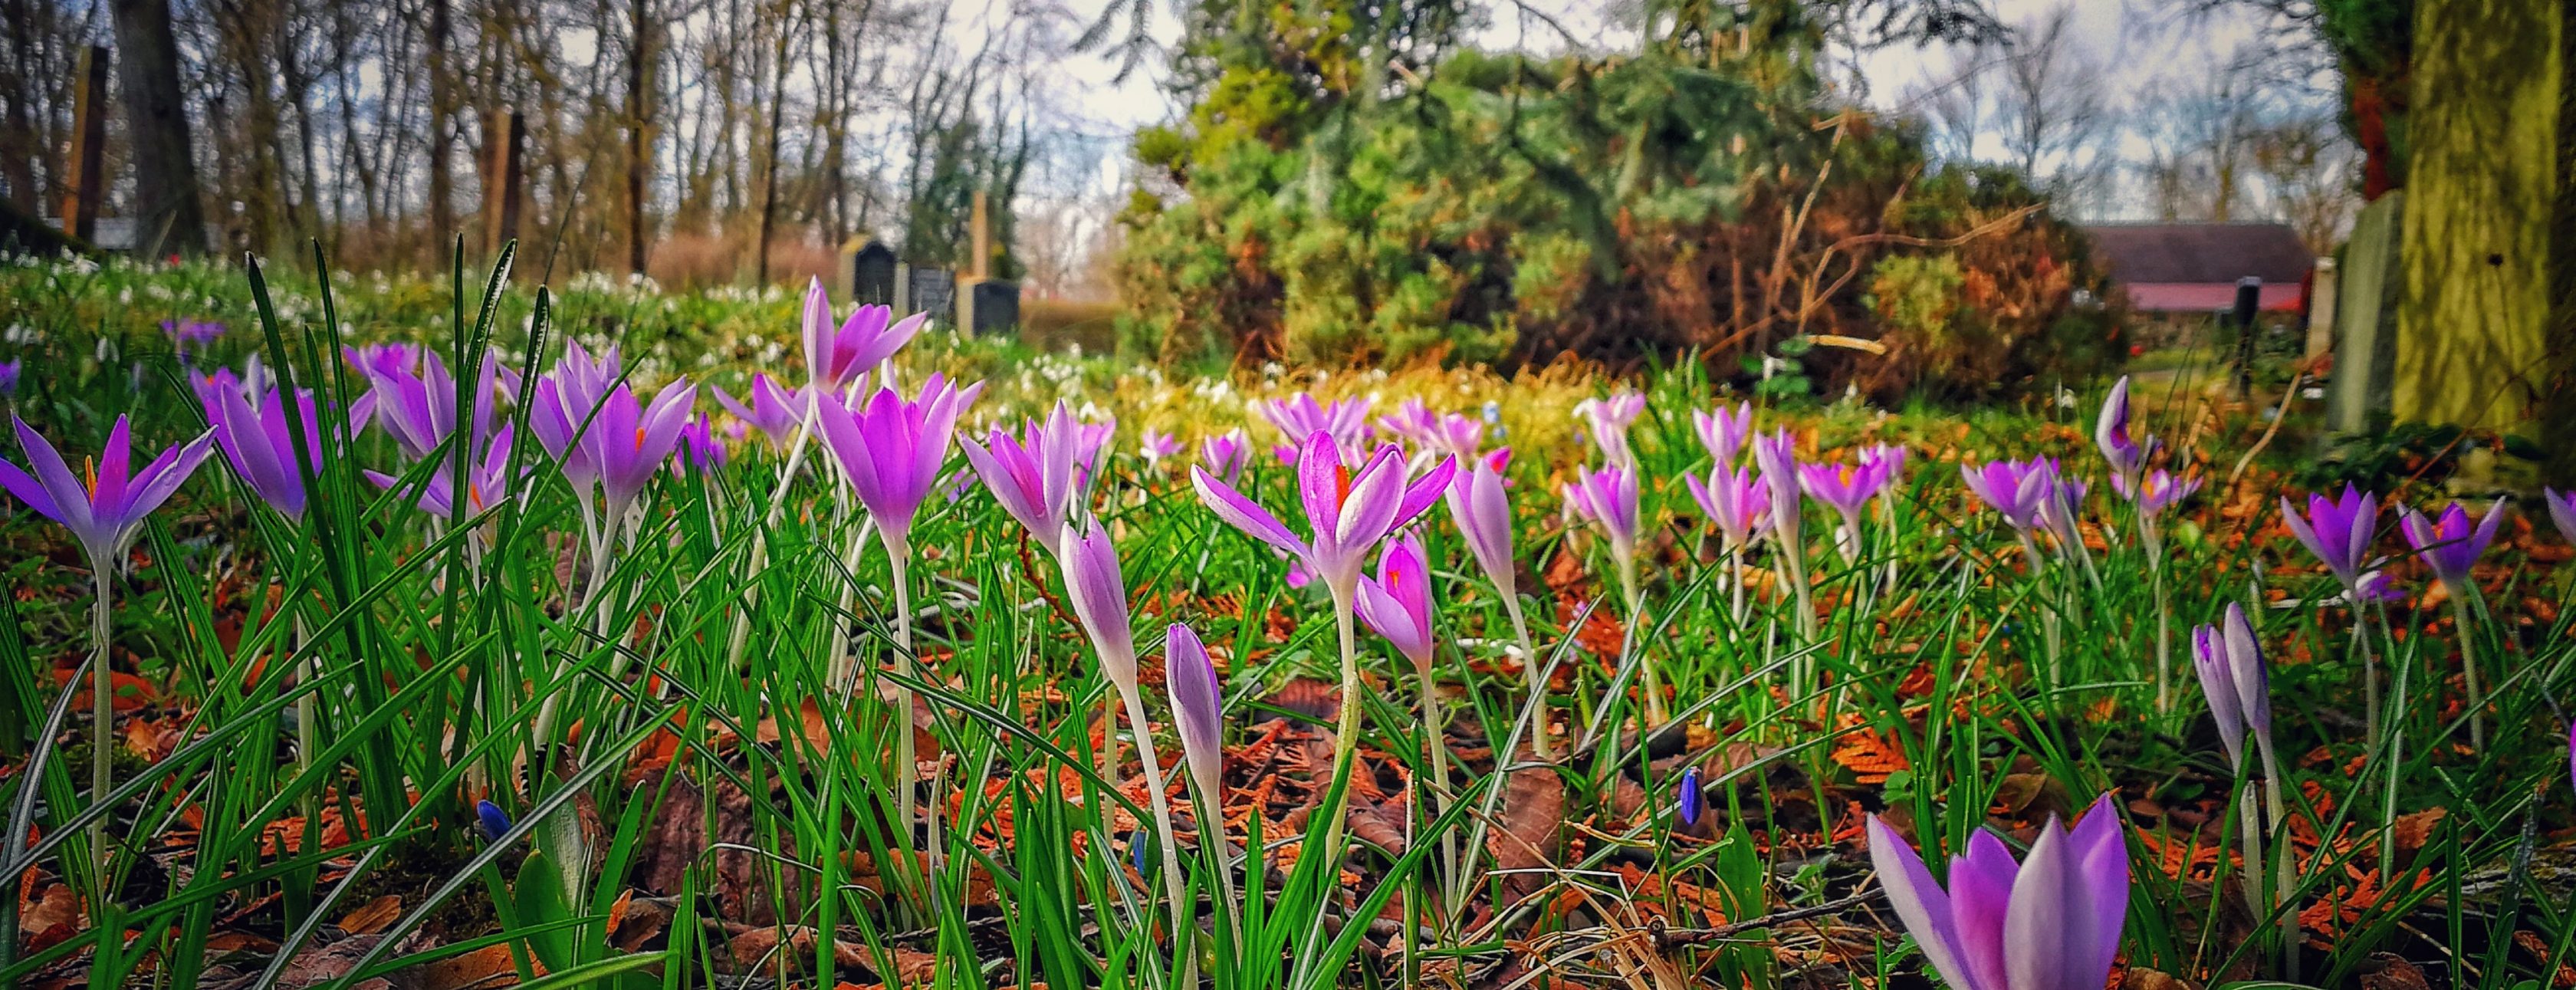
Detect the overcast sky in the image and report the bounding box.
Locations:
[1029,0,2276,128]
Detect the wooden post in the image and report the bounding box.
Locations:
[969,189,992,278]
[482,107,524,255]
[60,45,109,243]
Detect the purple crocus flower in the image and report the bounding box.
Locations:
[1692,403,1753,467]
[1862,442,1907,485]
[1444,449,1519,601]
[1259,393,1373,462]
[2192,602,2275,774]
[200,380,325,518]
[1799,459,1888,562]
[1562,463,1641,564]
[1198,429,1250,486]
[711,373,808,448]
[1676,767,1702,826]
[1686,463,1772,552]
[1191,430,1454,599]
[2549,488,2576,547]
[1960,459,2057,533]
[586,379,698,515]
[345,343,417,379]
[1354,531,1437,676]
[1573,393,1647,469]
[355,348,507,462]
[528,340,629,496]
[2113,469,2200,517]
[1751,429,1802,545]
[1379,399,1484,458]
[363,423,521,519]
[0,414,216,569]
[817,373,980,555]
[163,318,226,360]
[2280,485,2382,592]
[1139,428,1183,465]
[1075,415,1116,482]
[959,401,1085,552]
[0,358,21,397]
[1166,621,1225,806]
[676,414,727,475]
[2037,475,2088,552]
[802,278,926,393]
[2400,498,2507,593]
[1866,794,2128,990]
[2095,375,2155,492]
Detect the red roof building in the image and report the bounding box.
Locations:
[2081,222,2315,314]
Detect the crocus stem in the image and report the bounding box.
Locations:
[2017,531,2062,690]
[1503,592,1549,761]
[2144,518,2171,715]
[1727,544,1747,630]
[87,567,112,910]
[2237,778,2265,933]
[1617,557,1667,725]
[889,541,918,865]
[1116,681,1194,986]
[1318,581,1362,870]
[1415,664,1455,901]
[2450,589,2484,751]
[2376,599,2406,882]
[2348,587,2380,752]
[721,391,824,673]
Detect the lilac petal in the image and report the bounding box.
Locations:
[93,416,134,524]
[2222,603,2271,741]
[2192,624,2246,766]
[1192,465,1308,558]
[2001,817,2079,990]
[1296,430,1346,539]
[0,458,61,521]
[14,416,97,538]
[1393,455,1457,530]
[1332,445,1409,551]
[1865,815,1979,990]
[124,430,217,530]
[2066,795,2131,982]
[1948,829,2020,990]
[1353,576,1429,668]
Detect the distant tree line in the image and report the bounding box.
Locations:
[0,0,1089,281]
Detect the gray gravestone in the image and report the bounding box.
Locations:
[899,266,954,326]
[2327,192,2404,435]
[846,240,897,306]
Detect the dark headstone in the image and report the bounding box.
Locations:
[847,241,897,306]
[958,278,1020,336]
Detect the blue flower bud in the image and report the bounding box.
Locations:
[476,800,513,842]
[1677,767,1703,827]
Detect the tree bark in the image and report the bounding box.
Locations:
[108,0,208,256]
[626,0,652,274]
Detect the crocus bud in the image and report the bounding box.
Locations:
[2192,602,2273,774]
[1445,451,1518,600]
[1354,531,1437,675]
[1165,623,1225,806]
[1059,518,1137,686]
[1676,767,1702,826]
